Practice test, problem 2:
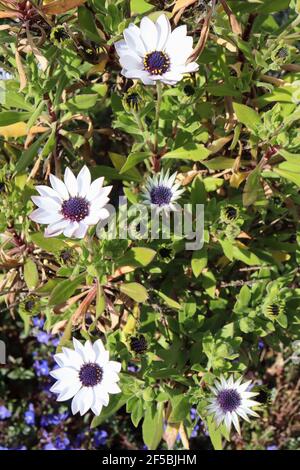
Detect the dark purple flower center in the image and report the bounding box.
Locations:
[79,363,103,387]
[144,51,170,75]
[217,388,241,413]
[61,197,89,222]
[150,185,172,206]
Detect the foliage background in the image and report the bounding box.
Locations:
[0,0,300,450]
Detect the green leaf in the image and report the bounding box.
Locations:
[257,0,290,13]
[131,398,144,427]
[63,94,98,111]
[163,144,210,161]
[232,245,261,266]
[78,6,102,43]
[0,111,31,126]
[156,291,181,310]
[119,152,150,174]
[207,415,223,450]
[15,132,49,174]
[142,402,164,450]
[91,393,127,428]
[120,282,148,303]
[117,247,156,268]
[169,395,190,423]
[130,0,153,14]
[202,157,236,171]
[23,258,39,290]
[274,162,300,187]
[191,247,207,278]
[243,166,264,207]
[30,233,65,253]
[191,176,207,205]
[233,103,261,133]
[95,284,106,319]
[49,274,85,306]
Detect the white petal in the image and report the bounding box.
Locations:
[97,350,110,367]
[73,222,88,239]
[231,411,241,434]
[238,380,252,392]
[119,54,143,70]
[156,15,171,50]
[91,389,104,416]
[54,350,83,370]
[31,196,61,212]
[30,208,63,224]
[82,340,96,363]
[242,399,260,407]
[93,384,110,407]
[44,219,69,238]
[35,185,62,202]
[87,177,104,201]
[64,167,78,197]
[105,382,121,394]
[236,407,251,422]
[71,387,93,415]
[56,379,82,401]
[93,339,106,358]
[183,62,199,73]
[72,338,87,361]
[102,368,120,384]
[98,208,110,220]
[161,71,182,84]
[124,24,146,57]
[84,211,101,225]
[109,360,121,373]
[114,40,130,57]
[224,412,232,431]
[77,166,91,197]
[50,366,79,381]
[140,17,158,52]
[49,174,69,199]
[63,221,79,238]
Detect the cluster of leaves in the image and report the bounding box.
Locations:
[0,0,300,450]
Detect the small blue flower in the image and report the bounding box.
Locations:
[0,405,12,420]
[266,445,278,450]
[32,316,45,328]
[258,339,265,350]
[24,404,35,426]
[191,424,200,438]
[55,435,70,450]
[43,443,57,450]
[36,331,52,345]
[93,430,108,447]
[190,407,198,421]
[52,337,60,347]
[33,359,49,377]
[45,412,69,426]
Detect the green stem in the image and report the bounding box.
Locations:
[154,81,163,154]
[132,110,153,154]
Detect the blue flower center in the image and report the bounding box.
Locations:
[61,197,89,222]
[217,388,241,413]
[79,363,103,387]
[150,185,172,206]
[144,51,170,75]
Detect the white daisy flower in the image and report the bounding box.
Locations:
[30,166,112,239]
[141,169,184,213]
[50,338,121,416]
[115,14,199,85]
[207,375,260,434]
